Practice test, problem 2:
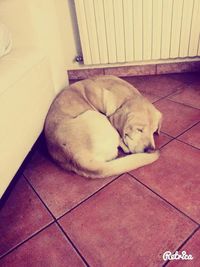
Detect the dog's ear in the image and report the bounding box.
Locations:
[155,111,163,135]
[123,112,135,136]
[109,106,127,136]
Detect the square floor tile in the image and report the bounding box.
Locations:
[122,76,158,103]
[0,224,86,267]
[154,132,173,148]
[167,229,200,266]
[168,83,200,109]
[169,72,200,85]
[23,150,116,218]
[0,176,53,257]
[178,123,200,149]
[123,74,188,103]
[59,174,196,267]
[154,99,200,137]
[130,140,200,223]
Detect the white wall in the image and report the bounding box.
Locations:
[1,0,81,91]
[28,0,71,92]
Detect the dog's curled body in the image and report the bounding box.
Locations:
[45,75,162,178]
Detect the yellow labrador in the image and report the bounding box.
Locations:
[45,75,162,178]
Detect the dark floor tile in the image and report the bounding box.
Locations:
[141,89,162,103]
[171,72,200,85]
[122,76,158,102]
[0,176,53,257]
[0,224,86,267]
[154,132,173,148]
[168,83,200,109]
[59,174,196,267]
[130,140,200,223]
[154,99,200,137]
[123,74,188,103]
[121,76,142,90]
[144,92,161,103]
[167,229,200,266]
[178,123,200,149]
[23,150,116,218]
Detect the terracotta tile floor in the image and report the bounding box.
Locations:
[0,73,200,266]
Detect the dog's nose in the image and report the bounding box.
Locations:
[144,145,155,153]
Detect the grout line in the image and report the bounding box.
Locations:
[163,225,200,266]
[152,85,188,104]
[176,138,200,151]
[0,221,54,260]
[151,78,195,104]
[160,119,200,148]
[165,97,200,110]
[152,94,175,104]
[154,131,176,150]
[155,63,158,75]
[128,173,200,226]
[0,173,21,209]
[56,174,122,221]
[174,76,200,87]
[24,175,57,220]
[157,137,175,150]
[175,224,200,252]
[174,120,200,140]
[22,176,90,266]
[24,173,123,266]
[159,131,174,139]
[56,222,90,267]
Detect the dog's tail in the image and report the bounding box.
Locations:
[73,151,159,178]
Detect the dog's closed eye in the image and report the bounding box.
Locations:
[125,133,133,140]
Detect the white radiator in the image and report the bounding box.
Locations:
[74,0,200,65]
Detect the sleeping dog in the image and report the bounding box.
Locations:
[45,75,162,178]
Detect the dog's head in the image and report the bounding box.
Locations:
[110,97,162,153]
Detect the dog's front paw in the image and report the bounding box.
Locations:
[152,149,160,160]
[119,138,130,153]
